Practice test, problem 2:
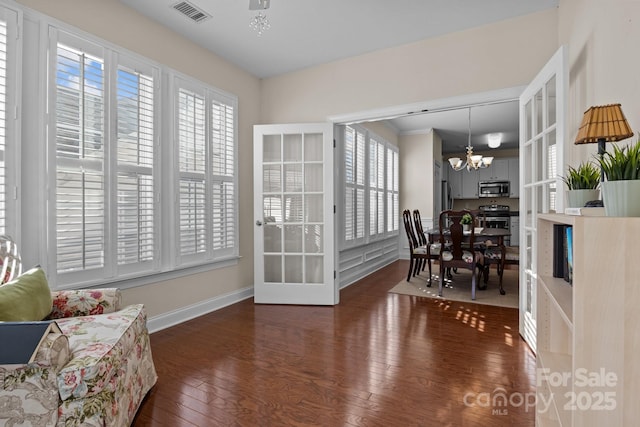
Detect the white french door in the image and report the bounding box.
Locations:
[253,123,338,305]
[519,46,568,352]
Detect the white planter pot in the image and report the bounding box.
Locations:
[566,189,599,208]
[601,180,640,217]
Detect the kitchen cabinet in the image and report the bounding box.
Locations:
[536,214,640,426]
[478,158,509,181]
[508,157,519,198]
[461,170,479,198]
[448,168,463,199]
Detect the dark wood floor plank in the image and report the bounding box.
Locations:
[133,260,535,426]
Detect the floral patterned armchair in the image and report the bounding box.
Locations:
[0,288,157,427]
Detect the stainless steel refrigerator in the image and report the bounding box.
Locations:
[441,180,453,212]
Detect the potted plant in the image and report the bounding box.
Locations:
[560,162,600,208]
[460,213,473,232]
[596,139,640,216]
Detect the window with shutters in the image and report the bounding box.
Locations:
[54,39,106,276]
[344,125,365,245]
[116,62,157,272]
[46,27,237,289]
[386,147,399,233]
[51,32,162,284]
[175,77,237,266]
[342,125,398,248]
[369,137,385,238]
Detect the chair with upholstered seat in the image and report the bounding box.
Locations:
[403,209,432,284]
[438,209,485,300]
[412,209,441,284]
[483,245,519,295]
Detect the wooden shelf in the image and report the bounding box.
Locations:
[536,214,640,426]
[539,275,572,330]
[537,351,572,427]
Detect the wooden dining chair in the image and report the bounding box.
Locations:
[402,209,431,284]
[482,245,518,295]
[437,210,485,300]
[413,209,444,285]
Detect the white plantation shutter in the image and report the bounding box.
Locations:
[0,20,7,235]
[344,126,355,241]
[116,64,157,268]
[355,130,365,240]
[369,138,385,237]
[55,41,106,273]
[210,100,235,255]
[386,146,399,233]
[49,29,165,287]
[176,80,238,264]
[178,88,207,257]
[0,9,19,240]
[344,125,365,244]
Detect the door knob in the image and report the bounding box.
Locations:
[256,220,263,226]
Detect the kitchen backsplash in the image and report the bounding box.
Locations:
[452,197,519,212]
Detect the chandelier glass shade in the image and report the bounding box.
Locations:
[249,0,271,36]
[448,108,494,171]
[249,11,270,36]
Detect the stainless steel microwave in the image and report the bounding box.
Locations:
[478,180,510,198]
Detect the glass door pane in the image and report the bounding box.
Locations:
[254,123,336,305]
[518,46,567,353]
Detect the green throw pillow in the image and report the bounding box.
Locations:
[0,267,52,321]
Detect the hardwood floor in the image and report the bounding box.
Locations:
[133,260,536,426]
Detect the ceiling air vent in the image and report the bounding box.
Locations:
[171,1,211,23]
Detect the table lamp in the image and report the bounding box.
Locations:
[574,103,633,182]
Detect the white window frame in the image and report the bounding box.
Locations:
[171,73,238,269]
[36,19,238,290]
[111,52,161,277]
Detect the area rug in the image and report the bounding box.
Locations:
[389,268,519,308]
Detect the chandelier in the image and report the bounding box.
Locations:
[448,107,494,171]
[249,0,271,36]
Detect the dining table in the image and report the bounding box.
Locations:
[424,227,510,293]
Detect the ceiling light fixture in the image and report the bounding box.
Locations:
[487,133,502,149]
[249,0,271,36]
[448,107,494,172]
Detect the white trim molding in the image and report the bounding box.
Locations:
[147,285,254,333]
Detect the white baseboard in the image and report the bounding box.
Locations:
[147,286,254,333]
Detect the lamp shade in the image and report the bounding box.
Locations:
[574,104,633,144]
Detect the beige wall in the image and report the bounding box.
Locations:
[559,0,640,166]
[260,9,558,124]
[17,0,261,317]
[399,131,440,221]
[559,0,640,165]
[361,121,399,147]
